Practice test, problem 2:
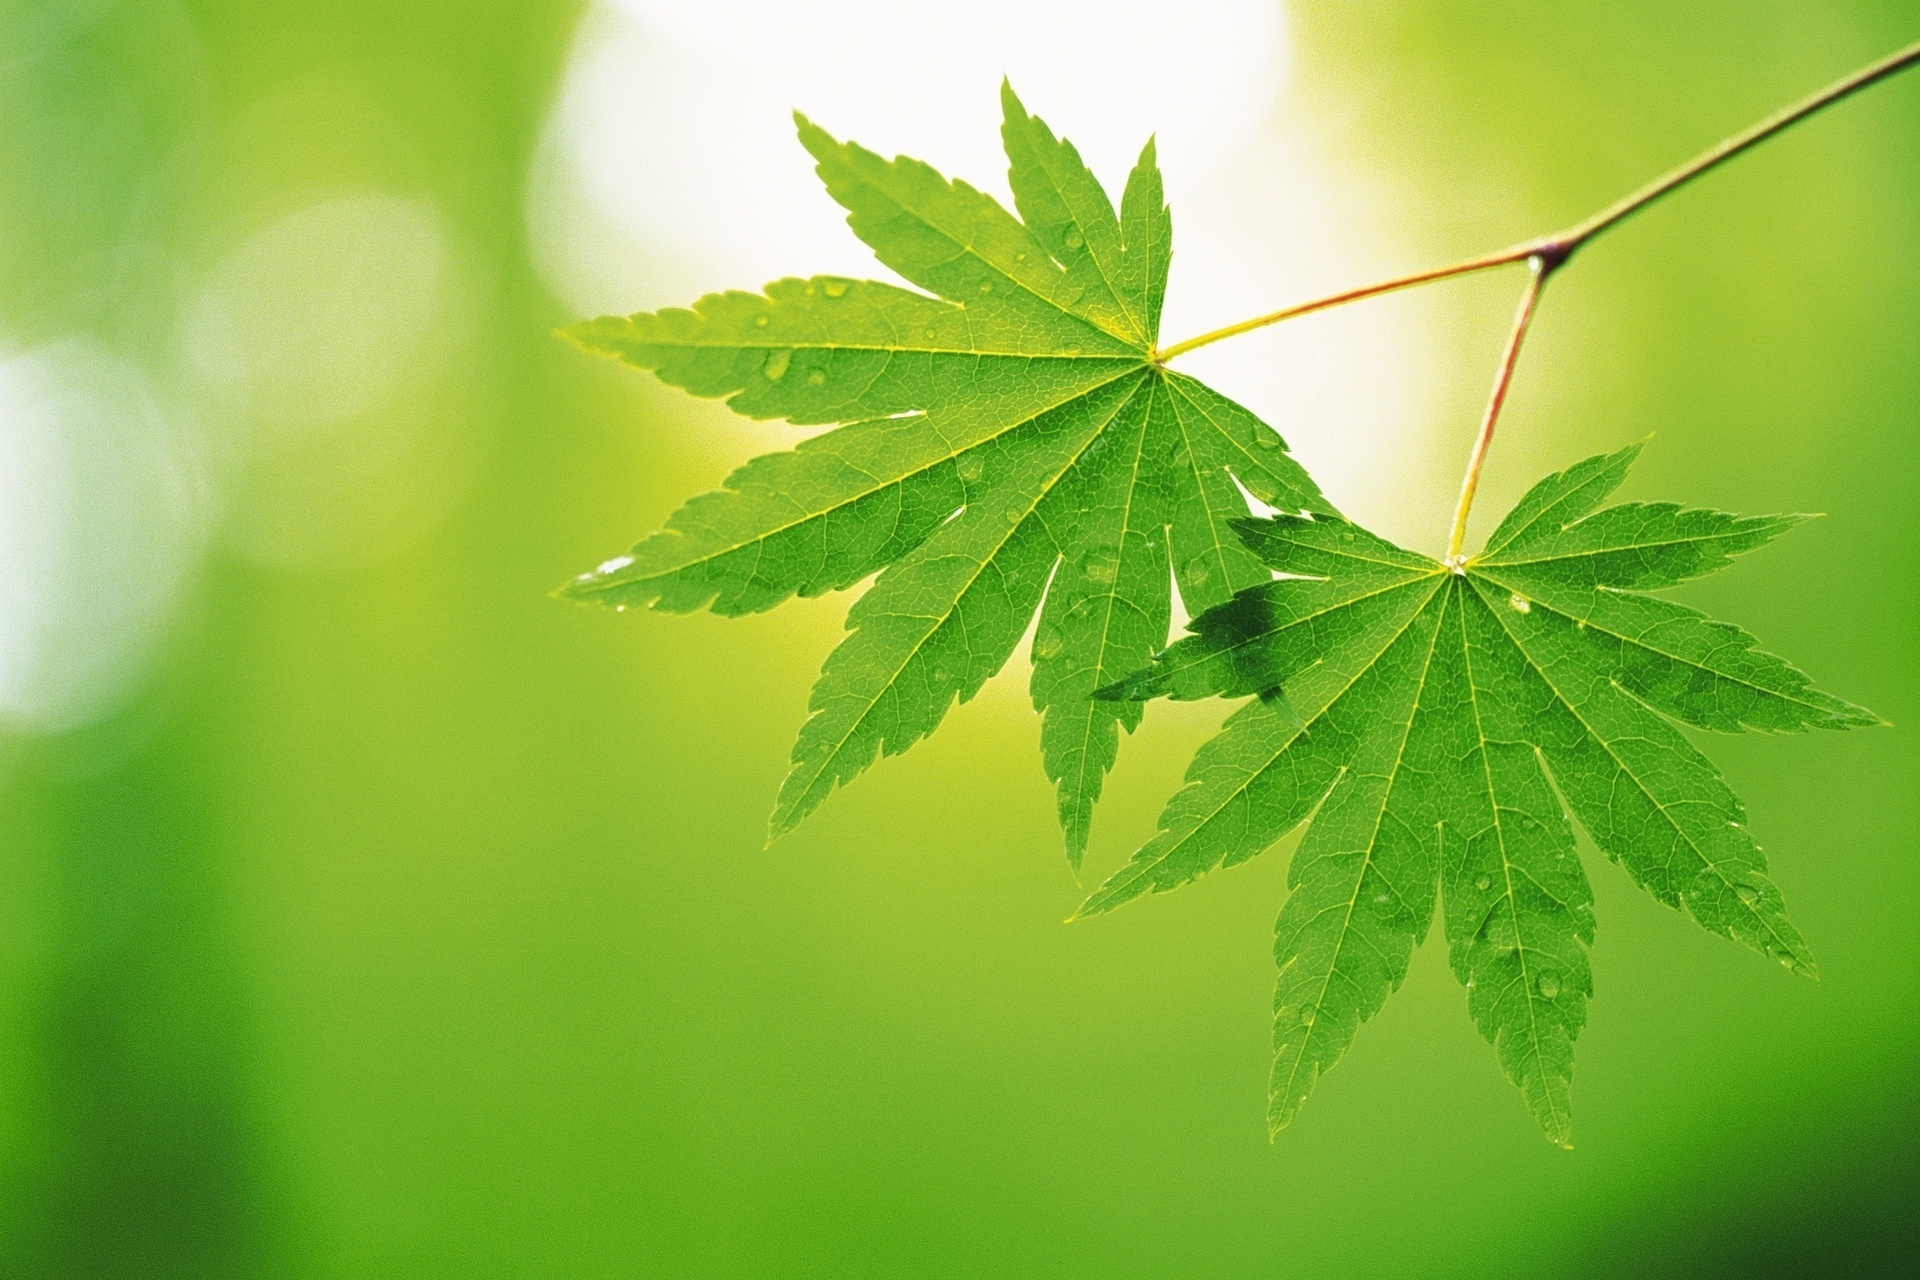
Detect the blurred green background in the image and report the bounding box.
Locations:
[0,1,1915,1275]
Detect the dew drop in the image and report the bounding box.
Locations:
[821,277,849,298]
[1509,593,1532,613]
[1080,547,1120,586]
[956,453,985,483]
[1734,883,1761,906]
[753,314,770,327]
[1182,557,1212,590]
[1537,973,1562,999]
[1063,345,1082,358]
[1474,874,1492,892]
[806,369,826,387]
[597,555,634,575]
[1254,430,1280,450]
[763,349,792,381]
[1372,893,1390,904]
[1299,1003,1317,1024]
[1014,251,1028,263]
[979,280,994,294]
[1063,227,1084,250]
[1034,627,1065,660]
[924,327,937,340]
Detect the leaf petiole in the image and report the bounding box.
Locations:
[1150,241,1541,364]
[1444,257,1552,566]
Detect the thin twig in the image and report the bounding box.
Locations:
[1558,37,1920,248]
[1153,38,1920,366]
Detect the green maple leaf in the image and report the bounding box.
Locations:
[562,85,1328,863]
[1082,441,1881,1145]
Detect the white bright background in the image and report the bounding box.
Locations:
[529,0,1446,537]
[0,0,1506,745]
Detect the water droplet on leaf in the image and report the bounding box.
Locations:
[956,454,984,483]
[806,369,826,387]
[763,349,792,381]
[1182,557,1212,589]
[1509,593,1532,613]
[1474,874,1492,892]
[1034,627,1064,660]
[1537,973,1561,999]
[1063,227,1084,250]
[753,314,769,327]
[1254,431,1280,450]
[1735,882,1761,906]
[821,278,849,298]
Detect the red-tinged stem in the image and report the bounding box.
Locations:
[1446,258,1551,566]
[1151,241,1543,364]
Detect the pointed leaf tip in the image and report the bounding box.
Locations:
[558,317,609,351]
[792,110,836,159]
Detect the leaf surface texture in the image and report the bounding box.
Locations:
[565,86,1327,861]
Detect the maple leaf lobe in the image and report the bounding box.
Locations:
[561,89,1328,864]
